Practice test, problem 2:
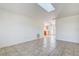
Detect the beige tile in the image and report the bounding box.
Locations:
[62,48,74,56]
[0,48,6,56]
[0,38,79,56]
[4,46,20,56]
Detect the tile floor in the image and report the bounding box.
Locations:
[0,38,79,56]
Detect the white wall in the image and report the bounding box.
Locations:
[56,15,79,43]
[0,9,43,48]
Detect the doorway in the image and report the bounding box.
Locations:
[43,19,56,48]
[43,19,56,38]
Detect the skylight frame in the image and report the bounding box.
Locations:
[37,3,55,12]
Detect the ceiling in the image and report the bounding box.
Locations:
[0,3,53,20]
[0,3,79,19]
[53,3,79,19]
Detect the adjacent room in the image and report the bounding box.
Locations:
[0,3,79,56]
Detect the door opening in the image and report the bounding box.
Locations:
[43,19,56,38]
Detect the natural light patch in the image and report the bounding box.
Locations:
[37,3,55,12]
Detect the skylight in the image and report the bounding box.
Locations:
[37,3,55,12]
